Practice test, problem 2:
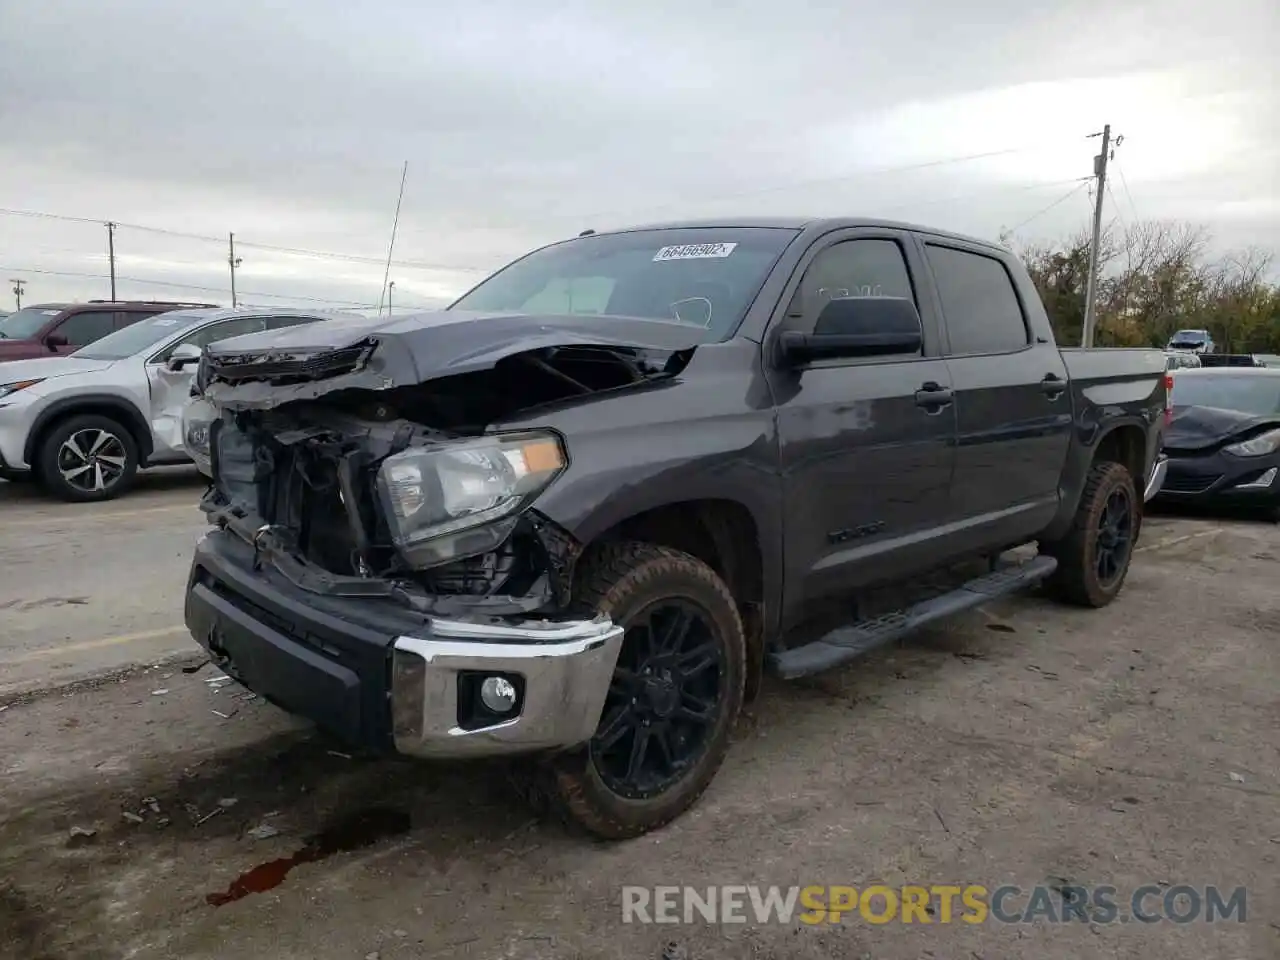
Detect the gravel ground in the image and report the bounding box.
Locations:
[0,511,1278,959]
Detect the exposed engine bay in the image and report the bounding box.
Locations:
[200,341,692,617]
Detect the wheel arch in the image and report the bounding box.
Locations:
[25,394,154,466]
[1042,418,1150,543]
[574,497,768,701]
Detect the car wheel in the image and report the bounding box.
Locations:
[1042,461,1138,607]
[37,414,140,503]
[521,541,745,839]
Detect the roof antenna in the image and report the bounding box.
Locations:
[578,229,596,237]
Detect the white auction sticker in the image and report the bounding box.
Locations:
[653,242,738,262]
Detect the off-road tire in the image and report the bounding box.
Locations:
[1041,461,1138,607]
[37,414,140,503]
[518,541,746,839]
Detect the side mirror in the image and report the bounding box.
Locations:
[45,333,68,351]
[780,296,923,365]
[166,343,203,372]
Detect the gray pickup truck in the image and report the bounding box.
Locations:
[184,217,1168,838]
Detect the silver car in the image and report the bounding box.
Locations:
[0,307,339,501]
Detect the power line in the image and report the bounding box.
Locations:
[874,176,1090,219]
[1004,179,1092,234]
[0,264,375,308]
[406,132,1100,236]
[0,207,485,274]
[1105,180,1128,238]
[2,135,1099,273]
[1113,158,1140,224]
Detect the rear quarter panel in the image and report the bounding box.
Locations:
[1041,347,1167,540]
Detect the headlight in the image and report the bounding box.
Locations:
[0,378,43,400]
[1225,428,1280,457]
[376,431,567,569]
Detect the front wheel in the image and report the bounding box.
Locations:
[1042,461,1138,607]
[37,414,139,503]
[530,541,745,839]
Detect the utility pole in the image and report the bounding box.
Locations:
[10,278,25,310]
[1081,123,1111,348]
[228,233,243,308]
[106,222,117,300]
[387,280,395,316]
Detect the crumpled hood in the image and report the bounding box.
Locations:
[0,355,116,385]
[1165,405,1280,452]
[203,310,709,409]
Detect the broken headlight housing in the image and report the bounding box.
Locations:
[1225,428,1280,457]
[376,431,567,570]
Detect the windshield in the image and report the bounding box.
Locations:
[449,227,800,340]
[1172,375,1280,416]
[1169,330,1208,345]
[0,307,62,340]
[72,312,202,360]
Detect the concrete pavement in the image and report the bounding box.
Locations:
[1,510,1277,959]
[0,468,209,695]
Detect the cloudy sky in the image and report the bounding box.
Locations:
[1,0,1275,313]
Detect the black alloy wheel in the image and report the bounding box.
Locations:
[518,541,746,840]
[1094,486,1133,587]
[590,599,724,800]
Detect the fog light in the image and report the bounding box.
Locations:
[479,676,518,714]
[1236,467,1278,490]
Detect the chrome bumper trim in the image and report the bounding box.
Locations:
[1144,454,1168,502]
[390,616,624,759]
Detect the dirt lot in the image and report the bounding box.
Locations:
[1,505,1278,959]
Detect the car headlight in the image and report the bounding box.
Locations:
[1225,428,1280,457]
[0,378,43,400]
[376,431,567,569]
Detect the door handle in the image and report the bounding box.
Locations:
[1039,374,1066,398]
[914,382,954,411]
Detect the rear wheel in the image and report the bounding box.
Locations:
[524,542,745,839]
[37,414,139,503]
[1042,461,1138,607]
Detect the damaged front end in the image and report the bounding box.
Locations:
[183,319,695,758]
[202,402,579,618]
[198,326,693,615]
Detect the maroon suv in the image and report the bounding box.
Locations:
[0,300,216,360]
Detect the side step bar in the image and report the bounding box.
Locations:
[767,554,1059,680]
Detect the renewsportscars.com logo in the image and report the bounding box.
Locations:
[621,884,1247,926]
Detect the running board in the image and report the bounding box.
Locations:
[767,554,1059,680]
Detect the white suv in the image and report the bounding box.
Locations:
[0,307,343,501]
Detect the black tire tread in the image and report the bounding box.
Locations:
[517,541,744,840]
[1042,460,1136,607]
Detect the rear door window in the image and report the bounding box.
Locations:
[925,245,1030,355]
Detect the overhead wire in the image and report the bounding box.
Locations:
[0,265,375,308]
[1003,179,1093,235]
[0,207,486,274]
[407,131,1100,235]
[1113,158,1141,224]
[2,132,1099,274]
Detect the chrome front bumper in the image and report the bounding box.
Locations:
[1144,454,1169,502]
[390,615,624,759]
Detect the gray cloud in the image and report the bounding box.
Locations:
[1,0,1275,309]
